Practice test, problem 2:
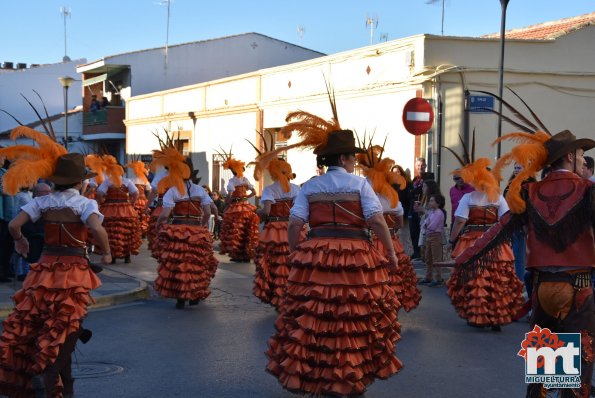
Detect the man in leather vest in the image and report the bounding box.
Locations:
[451,130,594,398]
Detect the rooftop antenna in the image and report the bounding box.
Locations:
[60,6,71,62]
[426,0,445,36]
[297,25,305,42]
[380,33,389,42]
[365,15,379,46]
[154,0,173,70]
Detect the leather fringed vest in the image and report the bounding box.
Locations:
[524,171,595,268]
[171,199,204,226]
[307,193,369,240]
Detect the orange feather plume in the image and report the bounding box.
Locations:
[125,160,149,185]
[156,148,189,195]
[103,155,124,188]
[0,126,67,195]
[85,154,107,185]
[267,158,293,193]
[491,130,549,213]
[356,146,404,208]
[223,158,245,178]
[453,158,501,203]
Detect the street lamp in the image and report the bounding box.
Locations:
[496,0,510,158]
[58,76,75,150]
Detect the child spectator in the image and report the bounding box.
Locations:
[419,193,446,287]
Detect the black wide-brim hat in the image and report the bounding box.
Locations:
[48,153,97,185]
[544,130,595,165]
[314,130,366,156]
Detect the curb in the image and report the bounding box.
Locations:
[0,280,150,319]
[89,280,150,310]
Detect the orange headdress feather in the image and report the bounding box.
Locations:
[148,130,189,194]
[125,160,149,185]
[0,126,67,195]
[102,155,124,188]
[246,130,294,193]
[475,88,553,213]
[355,135,405,208]
[85,154,106,185]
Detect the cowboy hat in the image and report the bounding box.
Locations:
[48,153,97,185]
[544,130,595,165]
[314,130,365,156]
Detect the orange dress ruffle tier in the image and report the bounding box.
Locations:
[147,196,164,259]
[372,214,421,312]
[0,222,101,398]
[447,207,524,327]
[154,200,219,301]
[266,200,402,396]
[134,184,150,237]
[100,186,142,259]
[253,200,306,308]
[219,186,260,261]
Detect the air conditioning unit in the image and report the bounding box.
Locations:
[16,63,27,69]
[2,62,14,69]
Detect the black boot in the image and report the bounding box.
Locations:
[175,299,185,309]
[79,328,92,344]
[124,255,131,264]
[491,325,502,332]
[189,299,199,306]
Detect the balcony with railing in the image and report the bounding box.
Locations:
[83,106,126,135]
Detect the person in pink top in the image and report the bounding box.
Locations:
[419,194,446,286]
[449,175,474,225]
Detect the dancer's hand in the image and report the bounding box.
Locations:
[101,252,112,264]
[387,253,398,273]
[14,237,29,258]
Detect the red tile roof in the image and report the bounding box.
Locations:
[483,12,595,40]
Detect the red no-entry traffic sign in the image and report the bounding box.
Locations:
[402,98,434,136]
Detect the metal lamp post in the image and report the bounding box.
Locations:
[58,76,75,150]
[496,0,510,158]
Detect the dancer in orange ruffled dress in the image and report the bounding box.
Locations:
[356,142,422,312]
[444,135,523,331]
[248,134,304,308]
[153,149,218,309]
[95,155,142,263]
[0,125,111,398]
[126,158,151,238]
[266,99,402,396]
[218,150,260,262]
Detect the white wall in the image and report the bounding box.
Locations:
[0,60,85,134]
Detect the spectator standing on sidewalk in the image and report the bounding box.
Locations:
[0,160,16,282]
[584,155,595,182]
[419,194,446,287]
[449,175,474,227]
[408,157,434,260]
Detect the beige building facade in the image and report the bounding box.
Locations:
[125,15,595,215]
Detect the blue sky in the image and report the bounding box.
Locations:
[1,0,593,66]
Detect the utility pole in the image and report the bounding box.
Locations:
[60,6,71,62]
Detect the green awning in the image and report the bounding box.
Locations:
[82,73,108,87]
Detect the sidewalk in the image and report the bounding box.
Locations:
[0,254,151,319]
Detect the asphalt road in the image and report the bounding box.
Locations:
[66,255,530,398]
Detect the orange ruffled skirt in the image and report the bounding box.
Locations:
[373,234,422,312]
[253,221,306,309]
[0,256,101,398]
[147,206,163,259]
[219,201,260,261]
[266,237,403,396]
[100,202,142,259]
[133,196,150,237]
[154,223,219,301]
[447,230,524,326]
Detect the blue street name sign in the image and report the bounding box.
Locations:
[469,95,494,113]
